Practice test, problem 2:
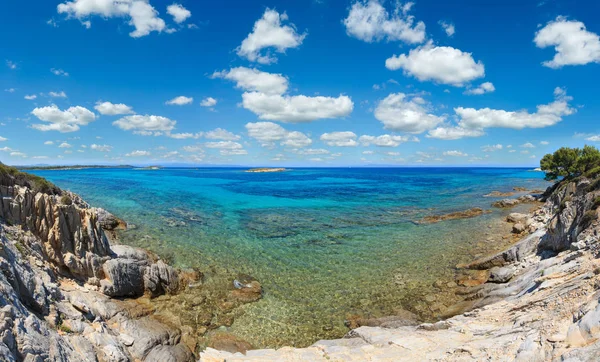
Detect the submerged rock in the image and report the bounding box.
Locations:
[417,207,491,224]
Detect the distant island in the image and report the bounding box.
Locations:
[245,168,287,173]
[135,166,163,170]
[17,165,134,171]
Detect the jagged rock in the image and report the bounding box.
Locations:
[144,260,179,297]
[507,213,529,223]
[100,259,146,298]
[512,222,526,234]
[488,266,515,283]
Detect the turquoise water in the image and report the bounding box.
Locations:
[31,167,548,347]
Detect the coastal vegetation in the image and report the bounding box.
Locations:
[0,162,60,194]
[540,145,600,180]
[17,165,133,171]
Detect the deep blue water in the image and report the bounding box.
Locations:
[30,167,549,346]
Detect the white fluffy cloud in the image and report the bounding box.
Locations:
[242,92,353,123]
[237,9,306,64]
[126,150,151,157]
[166,96,193,105]
[167,3,191,24]
[94,101,134,115]
[167,132,202,139]
[24,95,37,100]
[374,93,445,133]
[211,67,289,95]
[91,144,113,152]
[44,141,54,145]
[205,128,240,141]
[205,141,247,156]
[359,134,418,147]
[57,0,168,38]
[456,87,574,130]
[534,16,600,68]
[200,97,217,107]
[443,150,468,157]
[427,87,575,140]
[427,127,484,140]
[386,41,485,86]
[51,68,69,76]
[464,82,495,95]
[586,135,600,142]
[246,122,312,148]
[113,115,176,135]
[58,142,72,148]
[31,105,97,132]
[482,144,503,152]
[439,21,455,37]
[320,132,358,147]
[49,91,67,98]
[343,0,425,44]
[521,142,535,148]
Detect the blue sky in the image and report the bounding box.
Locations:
[0,0,599,167]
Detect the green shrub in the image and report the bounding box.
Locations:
[0,163,60,195]
[60,195,72,205]
[592,197,600,210]
[581,210,597,229]
[585,166,600,178]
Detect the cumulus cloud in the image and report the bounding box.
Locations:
[534,16,600,68]
[540,141,550,145]
[10,152,27,158]
[57,0,168,38]
[456,87,575,130]
[31,105,97,132]
[113,115,176,135]
[49,91,67,98]
[200,97,217,107]
[586,135,600,142]
[343,0,426,44]
[205,141,247,156]
[94,101,134,115]
[0,137,7,142]
[126,150,151,157]
[211,67,288,95]
[427,127,484,140]
[6,60,17,70]
[294,148,329,155]
[374,93,446,133]
[246,122,312,148]
[237,8,306,64]
[167,3,191,24]
[521,142,535,148]
[166,96,193,105]
[386,41,485,86]
[464,82,495,95]
[482,144,503,152]
[24,95,37,100]
[428,88,575,140]
[443,150,468,157]
[359,134,418,147]
[320,131,358,147]
[439,21,455,36]
[58,142,72,148]
[51,68,69,76]
[242,92,353,123]
[167,132,202,139]
[205,128,240,141]
[44,141,54,145]
[91,144,113,152]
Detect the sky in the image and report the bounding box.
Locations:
[1,0,599,167]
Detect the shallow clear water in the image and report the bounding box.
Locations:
[30,167,549,347]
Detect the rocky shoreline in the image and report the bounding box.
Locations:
[0,170,262,361]
[202,178,600,361]
[4,167,600,361]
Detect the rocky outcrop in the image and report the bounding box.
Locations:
[417,207,491,224]
[202,177,600,361]
[0,177,196,360]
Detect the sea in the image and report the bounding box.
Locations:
[30,167,549,348]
